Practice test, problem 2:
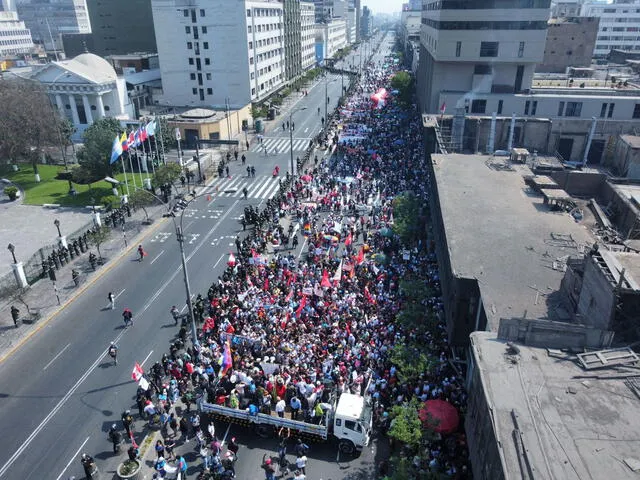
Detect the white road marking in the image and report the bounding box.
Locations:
[213,253,226,270]
[0,326,128,478]
[115,289,126,299]
[54,436,90,480]
[297,237,308,260]
[150,250,165,264]
[43,343,71,371]
[304,127,309,133]
[220,423,231,447]
[141,350,154,367]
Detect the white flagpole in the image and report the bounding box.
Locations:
[127,149,138,189]
[146,123,156,176]
[156,116,166,165]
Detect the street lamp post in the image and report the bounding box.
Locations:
[289,107,307,176]
[53,219,62,237]
[7,244,17,264]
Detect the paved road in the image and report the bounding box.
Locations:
[0,32,389,480]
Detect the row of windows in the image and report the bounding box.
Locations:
[186,41,208,52]
[466,100,640,120]
[0,30,30,37]
[247,23,282,34]
[421,19,548,30]
[596,44,640,51]
[185,25,207,37]
[0,38,32,46]
[249,36,282,50]
[603,27,640,33]
[183,8,205,21]
[598,35,640,41]
[249,48,283,65]
[247,8,281,17]
[424,0,550,10]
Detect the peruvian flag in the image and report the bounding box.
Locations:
[364,286,376,304]
[355,247,365,265]
[344,232,352,247]
[332,260,343,286]
[321,270,331,288]
[227,252,236,267]
[139,124,148,142]
[295,296,307,317]
[131,362,144,381]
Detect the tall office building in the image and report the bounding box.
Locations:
[301,1,315,70]
[283,0,301,80]
[0,10,33,56]
[416,0,550,114]
[581,0,640,59]
[62,0,156,57]
[360,5,371,38]
[151,0,285,108]
[354,0,360,42]
[1,0,16,11]
[16,0,90,53]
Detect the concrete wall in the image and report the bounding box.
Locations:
[576,255,614,330]
[612,137,640,179]
[598,182,640,239]
[550,171,607,197]
[497,317,613,349]
[537,18,599,73]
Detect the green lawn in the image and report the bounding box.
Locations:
[0,164,145,207]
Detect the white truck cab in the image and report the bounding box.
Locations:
[333,392,373,454]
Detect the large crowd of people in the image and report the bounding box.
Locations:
[136,35,471,480]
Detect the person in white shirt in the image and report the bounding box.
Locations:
[295,454,307,474]
[294,470,306,480]
[275,397,286,418]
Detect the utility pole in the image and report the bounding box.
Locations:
[176,226,199,348]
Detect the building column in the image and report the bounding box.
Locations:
[82,94,93,124]
[96,94,105,118]
[55,93,64,114]
[68,94,80,125]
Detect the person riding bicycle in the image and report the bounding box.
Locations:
[108,342,118,365]
[170,306,180,326]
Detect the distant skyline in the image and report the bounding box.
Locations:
[362,0,403,15]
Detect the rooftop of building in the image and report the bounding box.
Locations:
[431,152,597,330]
[470,331,640,480]
[106,52,158,60]
[620,134,640,149]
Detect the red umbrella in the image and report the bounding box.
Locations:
[419,400,459,434]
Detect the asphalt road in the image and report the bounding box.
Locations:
[0,32,390,480]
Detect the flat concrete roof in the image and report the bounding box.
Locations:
[470,331,640,480]
[431,153,596,329]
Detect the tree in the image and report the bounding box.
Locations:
[128,189,158,224]
[388,398,424,450]
[392,192,423,244]
[87,225,111,261]
[154,117,177,156]
[390,71,414,104]
[152,162,182,189]
[0,78,62,180]
[75,118,122,183]
[390,343,436,383]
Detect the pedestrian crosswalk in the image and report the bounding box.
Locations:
[251,137,311,154]
[212,175,281,199]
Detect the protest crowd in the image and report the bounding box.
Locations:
[124,34,471,480]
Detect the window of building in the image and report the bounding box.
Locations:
[480,41,499,57]
[185,26,191,34]
[558,101,565,116]
[193,26,199,39]
[473,64,492,75]
[633,104,640,118]
[183,9,189,16]
[203,42,209,49]
[248,26,252,33]
[455,41,461,57]
[207,88,212,95]
[192,88,197,95]
[608,103,615,118]
[524,100,530,115]
[200,9,205,16]
[188,58,194,65]
[249,57,253,64]
[249,41,253,49]
[252,88,256,95]
[471,99,486,114]
[205,58,210,65]
[600,102,607,118]
[187,42,192,49]
[247,9,251,16]
[190,73,196,80]
[202,26,207,34]
[191,9,196,22]
[206,73,211,80]
[565,101,582,117]
[497,99,503,115]
[518,41,525,57]
[531,100,537,115]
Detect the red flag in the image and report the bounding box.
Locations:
[321,270,331,288]
[131,362,144,381]
[364,286,376,304]
[228,252,236,266]
[295,296,307,317]
[285,289,293,302]
[344,232,352,247]
[356,247,364,265]
[287,274,295,287]
[440,102,446,114]
[264,277,269,291]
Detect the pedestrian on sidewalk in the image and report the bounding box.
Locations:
[295,453,307,475]
[108,292,115,310]
[179,416,189,441]
[155,440,165,459]
[10,305,19,327]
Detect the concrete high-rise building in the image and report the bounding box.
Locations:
[360,5,371,38]
[581,0,640,59]
[315,19,346,63]
[151,0,285,108]
[537,16,599,73]
[1,0,16,11]
[283,0,301,81]
[0,10,33,56]
[415,0,551,114]
[301,1,315,70]
[16,0,91,53]
[62,0,157,57]
[354,0,360,42]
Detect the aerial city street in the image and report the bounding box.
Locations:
[4,0,640,480]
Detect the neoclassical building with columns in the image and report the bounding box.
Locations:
[30,53,134,142]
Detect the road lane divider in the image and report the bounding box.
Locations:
[42,343,71,371]
[54,436,90,480]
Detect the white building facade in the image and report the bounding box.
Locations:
[151,0,284,108]
[0,10,33,56]
[16,0,90,52]
[301,1,316,70]
[581,0,640,59]
[326,19,346,57]
[416,0,551,114]
[29,53,132,141]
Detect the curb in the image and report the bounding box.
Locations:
[0,214,169,365]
